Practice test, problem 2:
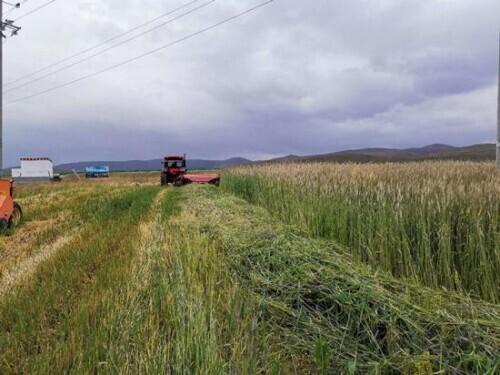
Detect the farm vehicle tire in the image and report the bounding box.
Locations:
[9,203,23,228]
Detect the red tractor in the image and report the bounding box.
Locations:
[0,179,22,231]
[161,155,220,187]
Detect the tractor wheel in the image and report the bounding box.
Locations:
[9,203,22,228]
[0,219,8,231]
[161,174,168,186]
[174,179,184,187]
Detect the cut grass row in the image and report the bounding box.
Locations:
[221,162,500,303]
[0,185,159,373]
[176,186,500,373]
[0,184,135,278]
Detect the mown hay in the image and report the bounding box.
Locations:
[180,186,500,374]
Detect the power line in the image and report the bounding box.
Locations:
[13,0,56,21]
[4,0,216,94]
[7,0,274,105]
[4,0,201,87]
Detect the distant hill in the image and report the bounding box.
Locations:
[54,157,252,173]
[4,143,494,175]
[267,154,301,163]
[266,143,495,164]
[405,144,458,155]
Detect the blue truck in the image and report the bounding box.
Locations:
[85,166,110,178]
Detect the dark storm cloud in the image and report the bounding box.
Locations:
[3,0,499,166]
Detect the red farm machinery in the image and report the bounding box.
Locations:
[161,155,220,187]
[0,179,22,231]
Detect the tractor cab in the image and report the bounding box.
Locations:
[161,155,187,186]
[160,154,220,187]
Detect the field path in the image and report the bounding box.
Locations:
[65,188,172,373]
[131,188,168,290]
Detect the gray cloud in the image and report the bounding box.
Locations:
[3,0,499,166]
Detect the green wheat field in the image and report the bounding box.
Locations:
[0,163,498,374]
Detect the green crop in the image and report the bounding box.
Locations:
[222,162,500,303]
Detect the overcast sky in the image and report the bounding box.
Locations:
[3,0,499,166]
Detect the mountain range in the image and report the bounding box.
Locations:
[12,143,495,174]
[267,143,495,164]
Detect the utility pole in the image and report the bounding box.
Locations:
[497,29,500,169]
[0,2,21,173]
[1,1,4,173]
